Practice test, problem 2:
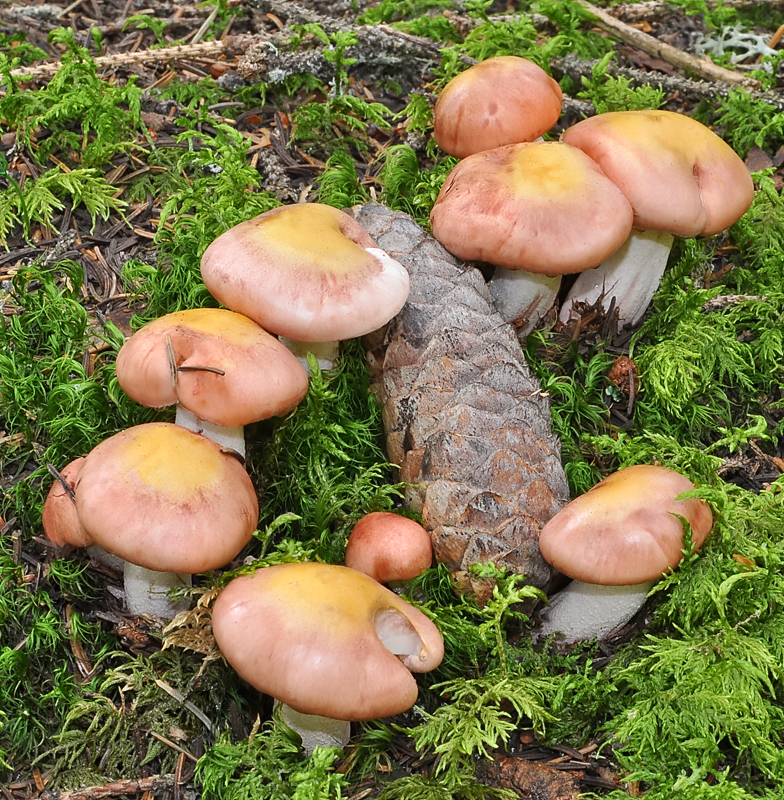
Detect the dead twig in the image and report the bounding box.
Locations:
[53,775,176,800]
[576,0,761,88]
[9,40,227,81]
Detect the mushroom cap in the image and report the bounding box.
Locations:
[42,457,93,549]
[429,141,634,276]
[74,423,258,573]
[561,110,754,237]
[200,204,410,342]
[115,308,308,427]
[211,562,444,720]
[434,56,563,158]
[538,464,713,585]
[345,512,433,584]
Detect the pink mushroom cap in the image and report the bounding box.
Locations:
[538,464,713,586]
[115,307,308,427]
[74,423,258,573]
[434,56,563,157]
[345,512,433,584]
[430,141,634,276]
[561,110,754,237]
[200,204,410,342]
[212,562,444,720]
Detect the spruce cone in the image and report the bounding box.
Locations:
[355,202,568,598]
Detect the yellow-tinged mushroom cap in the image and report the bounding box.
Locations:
[538,464,713,585]
[211,562,445,720]
[200,204,410,342]
[115,308,308,427]
[74,423,258,573]
[430,141,634,276]
[561,110,754,237]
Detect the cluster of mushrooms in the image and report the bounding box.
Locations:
[39,52,747,750]
[42,204,446,752]
[430,55,754,336]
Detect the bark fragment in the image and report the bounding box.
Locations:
[355,203,568,598]
[479,755,584,799]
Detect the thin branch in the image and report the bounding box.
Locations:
[55,775,176,800]
[9,40,227,81]
[576,0,761,89]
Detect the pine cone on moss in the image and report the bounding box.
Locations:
[356,202,569,599]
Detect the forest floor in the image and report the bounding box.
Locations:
[1,1,784,799]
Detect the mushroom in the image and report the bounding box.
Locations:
[70,422,258,617]
[559,110,754,330]
[115,307,308,458]
[429,141,634,334]
[534,464,713,643]
[211,562,444,754]
[345,512,433,588]
[434,56,563,158]
[200,204,410,370]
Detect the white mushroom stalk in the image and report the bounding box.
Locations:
[559,229,674,331]
[534,579,656,644]
[489,269,562,336]
[123,562,192,618]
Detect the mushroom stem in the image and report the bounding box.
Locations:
[488,268,562,335]
[559,229,674,331]
[123,562,192,617]
[278,702,351,756]
[175,405,245,458]
[534,578,656,644]
[277,338,339,372]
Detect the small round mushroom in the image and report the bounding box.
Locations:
[200,204,410,370]
[534,464,713,643]
[434,56,563,158]
[345,512,433,587]
[116,308,308,458]
[212,562,444,754]
[559,110,754,330]
[74,422,259,617]
[430,141,634,334]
